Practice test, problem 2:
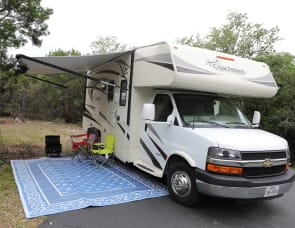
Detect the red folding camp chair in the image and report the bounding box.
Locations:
[71,127,100,161]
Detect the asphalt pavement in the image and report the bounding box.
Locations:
[39,178,295,228]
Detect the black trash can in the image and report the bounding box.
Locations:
[45,135,62,157]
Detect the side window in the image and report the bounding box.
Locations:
[153,94,173,122]
[107,80,115,101]
[119,80,128,106]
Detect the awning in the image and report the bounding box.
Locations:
[16,50,133,75]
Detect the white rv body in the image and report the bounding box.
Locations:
[133,43,277,97]
[17,42,294,204]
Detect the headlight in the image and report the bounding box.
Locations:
[286,146,290,163]
[208,147,241,160]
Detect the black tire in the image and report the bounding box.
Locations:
[166,162,200,206]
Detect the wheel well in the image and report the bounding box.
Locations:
[164,155,190,177]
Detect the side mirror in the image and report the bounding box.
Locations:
[142,103,155,121]
[252,111,261,127]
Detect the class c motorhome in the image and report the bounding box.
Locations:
[17,42,295,205]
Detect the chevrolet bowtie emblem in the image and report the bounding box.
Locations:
[263,159,273,167]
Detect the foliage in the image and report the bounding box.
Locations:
[243,53,295,135]
[90,35,131,54]
[176,12,295,160]
[2,35,131,123]
[4,48,86,123]
[0,56,17,114]
[1,0,52,118]
[175,12,293,132]
[46,49,85,122]
[0,0,53,49]
[177,12,281,58]
[48,48,81,57]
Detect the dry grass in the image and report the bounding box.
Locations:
[0,117,84,159]
[0,164,45,227]
[0,117,83,227]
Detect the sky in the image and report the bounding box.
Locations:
[9,0,295,57]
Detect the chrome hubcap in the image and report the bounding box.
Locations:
[171,171,191,197]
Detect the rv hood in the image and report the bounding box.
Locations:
[195,128,288,152]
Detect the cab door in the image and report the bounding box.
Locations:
[139,93,179,170]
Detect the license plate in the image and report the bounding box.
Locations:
[264,185,280,197]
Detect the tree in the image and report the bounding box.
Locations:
[0,0,52,115]
[0,0,53,49]
[177,12,280,58]
[90,35,130,54]
[242,53,295,162]
[0,56,16,114]
[176,12,295,141]
[3,48,86,123]
[243,53,295,134]
[47,49,85,123]
[48,48,81,57]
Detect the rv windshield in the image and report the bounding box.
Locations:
[174,94,251,128]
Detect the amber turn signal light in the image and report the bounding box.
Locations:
[207,163,243,175]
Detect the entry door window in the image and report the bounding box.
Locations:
[119,80,128,106]
[153,94,173,122]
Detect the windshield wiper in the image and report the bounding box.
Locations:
[225,122,251,128]
[225,122,246,125]
[194,120,230,128]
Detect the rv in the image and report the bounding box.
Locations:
[17,42,295,205]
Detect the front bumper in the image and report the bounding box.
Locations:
[195,168,295,199]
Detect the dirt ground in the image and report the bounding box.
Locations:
[0,116,83,163]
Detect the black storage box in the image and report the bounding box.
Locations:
[45,135,62,156]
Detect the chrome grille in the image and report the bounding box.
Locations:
[243,165,286,177]
[241,150,287,178]
[241,150,286,160]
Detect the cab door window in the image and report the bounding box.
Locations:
[153,94,173,122]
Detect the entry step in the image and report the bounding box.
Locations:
[133,160,163,177]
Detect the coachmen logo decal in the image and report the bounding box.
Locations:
[205,59,246,75]
[263,159,273,167]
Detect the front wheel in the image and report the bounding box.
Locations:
[167,162,200,206]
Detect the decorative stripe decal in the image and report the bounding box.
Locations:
[117,122,130,140]
[86,86,106,93]
[86,85,106,104]
[83,112,101,126]
[147,61,174,71]
[248,80,277,87]
[148,135,167,160]
[140,139,162,170]
[99,112,114,128]
[116,59,130,79]
[176,66,215,75]
[147,124,163,143]
[85,104,96,109]
[135,53,173,63]
[173,55,216,75]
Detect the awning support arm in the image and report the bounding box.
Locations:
[24,74,68,88]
